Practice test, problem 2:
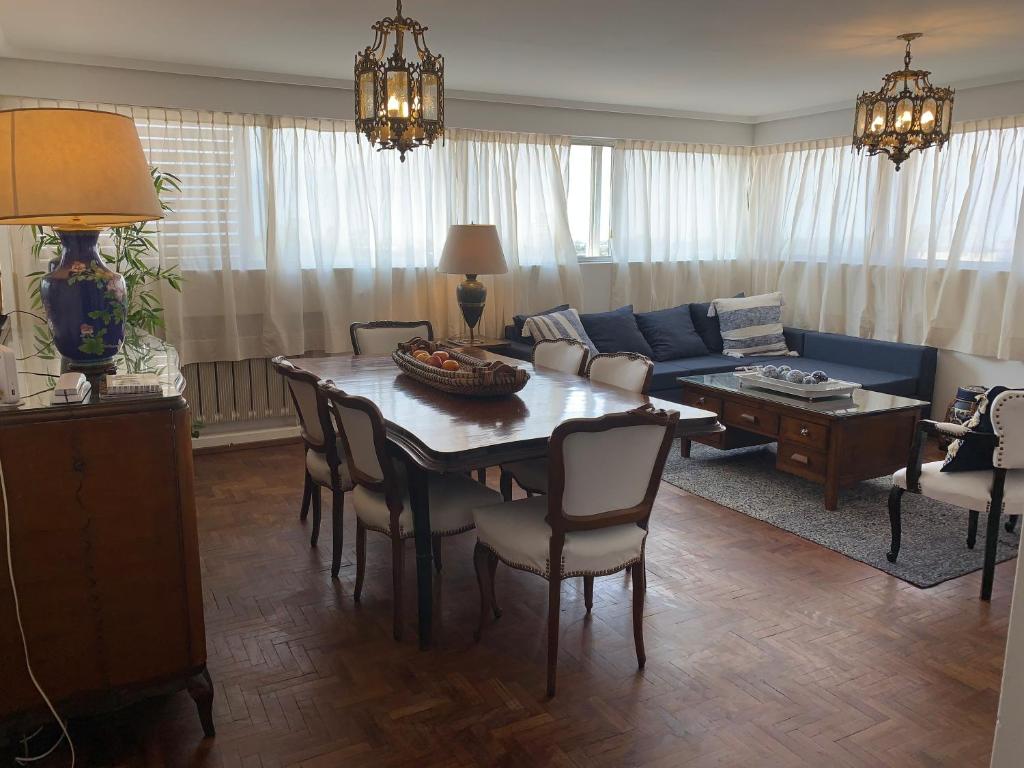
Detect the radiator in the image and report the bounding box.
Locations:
[183,358,295,427]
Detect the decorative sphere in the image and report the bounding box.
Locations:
[762,365,779,378]
[811,370,829,383]
[778,365,792,375]
[786,370,805,383]
[803,375,817,385]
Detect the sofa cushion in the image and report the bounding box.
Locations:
[648,355,742,391]
[690,293,744,353]
[513,304,570,339]
[712,292,790,357]
[522,308,598,354]
[579,305,654,357]
[788,358,919,397]
[634,304,709,361]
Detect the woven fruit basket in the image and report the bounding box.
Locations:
[392,338,530,397]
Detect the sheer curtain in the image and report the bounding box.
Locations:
[0,98,580,363]
[748,117,1024,360]
[609,140,750,311]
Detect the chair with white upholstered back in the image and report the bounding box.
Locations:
[271,356,354,578]
[587,352,654,394]
[350,320,434,355]
[499,349,651,502]
[472,405,679,696]
[319,380,502,641]
[888,388,1023,600]
[532,338,590,375]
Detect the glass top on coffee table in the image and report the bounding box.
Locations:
[679,373,929,418]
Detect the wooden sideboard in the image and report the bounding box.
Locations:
[0,330,212,739]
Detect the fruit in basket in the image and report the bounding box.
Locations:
[413,350,431,362]
[442,359,460,371]
[426,354,444,367]
[434,350,450,362]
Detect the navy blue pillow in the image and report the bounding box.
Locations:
[635,305,709,361]
[579,305,654,357]
[690,293,744,353]
[942,386,1022,473]
[513,304,569,339]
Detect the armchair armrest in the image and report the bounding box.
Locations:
[904,420,998,492]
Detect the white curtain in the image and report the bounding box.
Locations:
[748,117,1024,360]
[609,140,750,311]
[0,98,580,363]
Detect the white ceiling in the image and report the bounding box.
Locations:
[2,0,1024,120]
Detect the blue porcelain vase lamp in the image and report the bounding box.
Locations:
[0,108,162,370]
[437,225,507,345]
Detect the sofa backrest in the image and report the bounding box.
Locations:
[801,330,937,401]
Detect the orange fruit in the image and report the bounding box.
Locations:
[434,350,450,362]
[442,359,460,371]
[413,350,431,362]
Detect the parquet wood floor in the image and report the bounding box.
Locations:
[8,443,1014,767]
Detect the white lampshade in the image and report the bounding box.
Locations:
[438,224,508,276]
[0,108,162,230]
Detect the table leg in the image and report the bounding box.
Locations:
[406,460,434,650]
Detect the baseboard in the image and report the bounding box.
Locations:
[192,424,300,454]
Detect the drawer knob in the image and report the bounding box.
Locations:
[799,427,809,437]
[740,413,757,424]
[791,452,809,465]
[697,396,705,405]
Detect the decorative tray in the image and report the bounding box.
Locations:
[393,338,530,398]
[734,370,861,400]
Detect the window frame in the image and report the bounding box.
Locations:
[568,138,614,263]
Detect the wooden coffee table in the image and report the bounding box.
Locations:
[679,373,929,510]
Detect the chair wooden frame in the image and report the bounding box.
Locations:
[349,320,434,355]
[319,379,473,641]
[585,351,654,395]
[531,337,590,376]
[887,418,1020,600]
[271,356,351,578]
[475,404,680,696]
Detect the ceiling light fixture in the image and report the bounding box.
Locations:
[354,0,444,161]
[852,33,954,171]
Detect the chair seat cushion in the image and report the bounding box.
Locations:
[503,458,549,493]
[306,444,353,490]
[472,496,647,578]
[353,472,502,538]
[893,461,1024,513]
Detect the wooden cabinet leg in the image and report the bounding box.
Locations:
[680,439,691,458]
[186,666,215,738]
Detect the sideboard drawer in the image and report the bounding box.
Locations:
[777,442,828,480]
[723,400,779,436]
[682,390,722,415]
[780,416,829,450]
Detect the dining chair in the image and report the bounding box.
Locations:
[472,404,679,696]
[319,380,502,640]
[499,350,652,501]
[531,337,590,376]
[888,389,1023,600]
[271,356,353,578]
[350,320,434,355]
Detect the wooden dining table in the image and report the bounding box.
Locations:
[293,350,722,649]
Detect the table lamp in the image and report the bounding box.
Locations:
[0,108,162,369]
[437,224,507,345]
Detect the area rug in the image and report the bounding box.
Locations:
[661,444,1019,588]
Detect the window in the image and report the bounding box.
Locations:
[566,142,612,260]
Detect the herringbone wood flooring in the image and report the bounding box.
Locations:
[10,443,1014,767]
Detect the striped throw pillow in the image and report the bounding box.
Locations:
[710,292,792,357]
[523,308,599,354]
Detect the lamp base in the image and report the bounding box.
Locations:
[455,274,486,345]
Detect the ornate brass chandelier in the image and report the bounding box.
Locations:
[852,33,954,171]
[354,0,444,161]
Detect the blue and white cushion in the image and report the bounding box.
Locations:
[710,292,792,357]
[522,308,598,354]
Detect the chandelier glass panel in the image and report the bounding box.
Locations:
[354,0,444,161]
[852,33,954,171]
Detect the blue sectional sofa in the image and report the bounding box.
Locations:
[501,305,937,405]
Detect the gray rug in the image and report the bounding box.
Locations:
[662,443,1019,588]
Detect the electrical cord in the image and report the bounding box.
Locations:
[1,454,75,767]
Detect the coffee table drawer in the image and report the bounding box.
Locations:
[723,401,779,436]
[777,442,828,479]
[780,416,829,450]
[682,390,722,415]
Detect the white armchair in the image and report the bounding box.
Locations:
[473,405,679,696]
[888,389,1023,600]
